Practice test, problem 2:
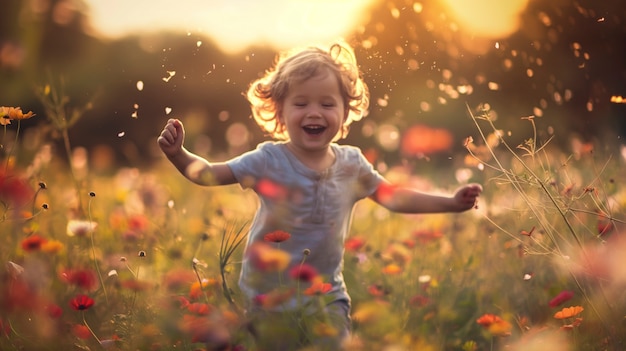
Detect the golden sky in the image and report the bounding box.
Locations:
[83,0,529,54]
[84,0,378,53]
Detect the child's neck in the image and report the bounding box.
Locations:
[285,142,335,172]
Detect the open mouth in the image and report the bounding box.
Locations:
[302,125,326,135]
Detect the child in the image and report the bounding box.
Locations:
[158,41,482,350]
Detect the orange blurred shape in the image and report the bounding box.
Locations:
[246,242,291,272]
[554,306,584,319]
[255,178,288,201]
[401,125,453,156]
[610,95,625,104]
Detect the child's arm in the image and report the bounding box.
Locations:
[157,118,237,186]
[371,181,482,214]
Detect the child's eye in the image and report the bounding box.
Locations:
[294,102,307,107]
[322,102,335,107]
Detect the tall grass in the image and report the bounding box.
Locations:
[0,92,624,350]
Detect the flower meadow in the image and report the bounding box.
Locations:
[0,97,625,351]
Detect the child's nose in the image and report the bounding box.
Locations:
[305,109,322,118]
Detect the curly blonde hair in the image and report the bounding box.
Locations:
[246,41,370,141]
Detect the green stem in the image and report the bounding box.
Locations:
[87,196,108,305]
[82,311,102,344]
[5,120,20,171]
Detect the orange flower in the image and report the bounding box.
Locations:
[263,230,291,243]
[401,124,453,156]
[313,322,339,337]
[304,281,332,296]
[554,306,584,319]
[187,302,212,315]
[412,229,443,244]
[41,239,64,254]
[560,317,584,331]
[189,278,218,300]
[72,324,92,339]
[246,242,291,272]
[253,288,294,309]
[382,263,403,275]
[0,106,36,120]
[476,314,512,336]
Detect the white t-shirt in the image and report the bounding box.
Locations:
[227,141,384,309]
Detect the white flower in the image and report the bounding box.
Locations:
[66,220,98,237]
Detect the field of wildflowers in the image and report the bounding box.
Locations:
[0,96,624,351]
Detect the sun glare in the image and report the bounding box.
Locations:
[440,0,529,37]
[84,0,377,54]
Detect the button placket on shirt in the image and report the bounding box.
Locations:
[311,169,328,223]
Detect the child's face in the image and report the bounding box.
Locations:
[280,69,346,152]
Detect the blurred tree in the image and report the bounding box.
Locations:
[1,0,624,168]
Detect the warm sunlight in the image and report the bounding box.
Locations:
[440,0,529,38]
[83,0,378,53]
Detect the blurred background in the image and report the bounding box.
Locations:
[1,0,625,171]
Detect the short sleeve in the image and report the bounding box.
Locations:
[226,142,270,189]
[337,145,384,199]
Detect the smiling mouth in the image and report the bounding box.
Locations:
[302,125,326,135]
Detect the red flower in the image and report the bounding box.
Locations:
[263,230,291,243]
[289,264,318,282]
[61,268,98,291]
[345,236,366,252]
[367,284,388,297]
[412,229,443,244]
[409,294,431,307]
[598,220,614,236]
[21,234,48,252]
[549,290,574,308]
[69,294,95,311]
[72,324,92,339]
[45,303,63,318]
[0,318,11,337]
[128,214,149,232]
[476,313,512,336]
[304,281,332,296]
[255,178,288,201]
[0,172,34,208]
[187,302,212,315]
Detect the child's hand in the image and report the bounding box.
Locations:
[453,183,483,211]
[157,118,185,158]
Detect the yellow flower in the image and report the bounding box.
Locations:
[0,106,11,125]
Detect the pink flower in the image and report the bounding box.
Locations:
[549,290,574,308]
